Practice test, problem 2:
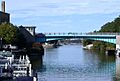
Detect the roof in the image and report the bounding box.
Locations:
[0,11,10,15]
[19,26,36,28]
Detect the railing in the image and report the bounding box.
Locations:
[42,32,120,36]
[0,51,12,56]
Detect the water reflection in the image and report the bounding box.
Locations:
[28,54,43,71]
[37,44,116,81]
[116,56,120,81]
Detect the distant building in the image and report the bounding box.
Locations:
[0,0,10,24]
[19,26,36,36]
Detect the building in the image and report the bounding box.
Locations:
[0,0,10,24]
[19,26,36,36]
[23,26,36,36]
[19,26,36,45]
[0,11,10,24]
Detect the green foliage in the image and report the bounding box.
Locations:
[92,16,120,51]
[92,41,106,51]
[83,39,92,46]
[0,23,27,48]
[105,43,115,50]
[92,41,115,51]
[0,23,17,44]
[84,16,120,51]
[99,16,120,32]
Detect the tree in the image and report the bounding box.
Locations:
[0,23,17,44]
[83,39,92,46]
[84,16,120,51]
[99,16,120,32]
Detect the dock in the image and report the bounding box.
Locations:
[0,51,37,81]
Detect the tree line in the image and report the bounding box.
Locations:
[99,16,120,32]
[83,16,120,51]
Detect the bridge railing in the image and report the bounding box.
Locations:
[86,32,120,35]
[43,32,120,36]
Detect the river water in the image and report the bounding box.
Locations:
[36,44,116,81]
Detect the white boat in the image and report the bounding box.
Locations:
[0,51,37,81]
[42,43,55,48]
[116,49,120,56]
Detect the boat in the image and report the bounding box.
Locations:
[42,43,55,48]
[0,51,37,81]
[116,48,120,56]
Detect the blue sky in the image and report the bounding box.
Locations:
[3,0,120,33]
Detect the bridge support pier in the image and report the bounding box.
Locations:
[116,35,120,56]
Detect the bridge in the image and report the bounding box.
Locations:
[35,32,120,49]
[35,33,117,43]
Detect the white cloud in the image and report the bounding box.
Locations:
[1,0,120,32]
[4,0,120,18]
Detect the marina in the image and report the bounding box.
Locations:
[0,51,37,81]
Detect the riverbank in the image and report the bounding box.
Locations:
[83,43,116,55]
[83,39,116,52]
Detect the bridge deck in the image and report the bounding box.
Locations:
[36,33,117,44]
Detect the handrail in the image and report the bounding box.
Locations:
[42,32,119,36]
